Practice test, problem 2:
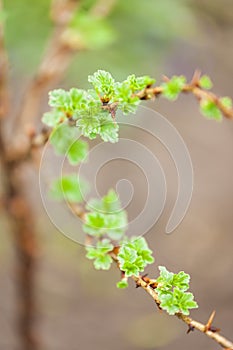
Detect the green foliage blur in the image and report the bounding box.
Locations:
[4,0,196,83]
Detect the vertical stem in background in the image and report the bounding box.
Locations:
[5,163,39,350]
[0,0,117,349]
[0,2,38,349]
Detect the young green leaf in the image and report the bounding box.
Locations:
[86,239,113,270]
[84,190,128,239]
[88,70,115,100]
[50,174,88,203]
[50,123,77,155]
[114,81,141,114]
[117,278,129,289]
[118,237,154,277]
[76,116,100,139]
[200,99,222,121]
[67,139,88,165]
[126,74,155,91]
[156,266,198,315]
[220,96,232,109]
[83,212,107,236]
[199,75,213,90]
[42,110,65,127]
[48,89,70,108]
[87,189,121,214]
[99,118,119,143]
[70,12,115,50]
[162,75,186,100]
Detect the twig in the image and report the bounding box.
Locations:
[74,210,233,349]
[110,252,233,348]
[13,0,80,153]
[135,70,233,120]
[132,275,233,349]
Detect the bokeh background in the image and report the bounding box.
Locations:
[0,0,233,349]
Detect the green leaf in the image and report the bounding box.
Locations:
[156,267,198,315]
[131,237,154,264]
[94,254,113,270]
[199,75,213,90]
[105,211,128,240]
[156,266,174,290]
[173,288,198,315]
[68,88,87,111]
[50,174,88,203]
[48,88,86,113]
[70,12,115,50]
[67,139,88,165]
[126,74,155,91]
[114,81,141,115]
[200,99,222,121]
[88,70,115,99]
[162,75,186,100]
[87,189,121,213]
[172,271,190,291]
[220,96,232,108]
[118,246,137,264]
[42,110,65,127]
[83,212,106,236]
[118,237,154,277]
[77,116,100,139]
[48,89,70,108]
[84,190,128,240]
[159,293,180,315]
[50,123,77,155]
[99,118,119,143]
[117,279,129,289]
[86,239,113,270]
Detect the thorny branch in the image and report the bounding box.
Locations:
[1,1,232,349]
[68,207,233,350]
[13,0,81,153]
[132,274,233,350]
[136,69,233,120]
[109,251,233,350]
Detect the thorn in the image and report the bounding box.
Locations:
[204,310,217,332]
[187,324,195,334]
[209,326,221,333]
[191,69,202,86]
[162,74,170,82]
[142,273,148,278]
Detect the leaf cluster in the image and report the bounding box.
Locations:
[156,266,198,315]
[118,237,154,278]
[83,189,128,241]
[50,174,89,203]
[86,239,114,270]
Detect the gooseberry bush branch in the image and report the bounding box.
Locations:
[42,70,233,349]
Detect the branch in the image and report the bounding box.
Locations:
[132,275,233,349]
[12,0,118,157]
[136,70,233,120]
[71,205,233,349]
[14,0,80,146]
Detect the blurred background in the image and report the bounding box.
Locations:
[0,0,233,349]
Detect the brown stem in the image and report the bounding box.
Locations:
[12,0,80,155]
[0,2,118,349]
[132,275,233,349]
[135,70,233,120]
